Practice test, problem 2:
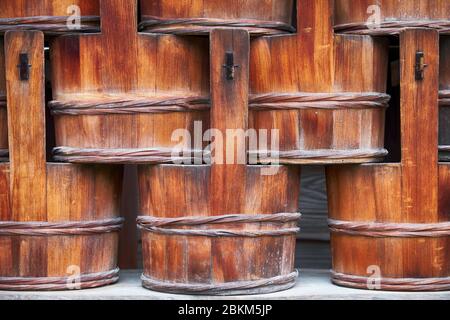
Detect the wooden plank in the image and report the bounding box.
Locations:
[399,29,439,223]
[5,31,46,222]
[209,29,249,214]
[296,0,334,92]
[209,29,249,283]
[99,0,138,91]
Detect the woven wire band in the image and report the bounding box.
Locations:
[0,16,100,35]
[139,16,295,36]
[0,217,124,236]
[49,97,210,116]
[49,92,390,116]
[328,219,450,238]
[52,147,387,164]
[53,146,209,164]
[138,213,301,238]
[440,90,450,106]
[250,149,388,161]
[141,271,298,295]
[331,271,450,292]
[0,95,5,107]
[334,20,450,35]
[249,92,391,110]
[0,268,119,291]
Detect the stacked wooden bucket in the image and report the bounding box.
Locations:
[0,1,122,291]
[329,0,450,291]
[0,0,447,295]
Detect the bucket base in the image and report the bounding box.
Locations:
[331,271,450,292]
[0,268,120,291]
[141,271,298,296]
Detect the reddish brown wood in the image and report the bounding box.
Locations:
[249,0,389,164]
[138,29,301,295]
[0,31,123,291]
[0,0,100,34]
[326,29,449,291]
[6,31,47,222]
[139,0,294,36]
[334,0,450,35]
[138,165,301,295]
[50,0,210,164]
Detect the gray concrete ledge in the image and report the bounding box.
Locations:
[1,269,449,300]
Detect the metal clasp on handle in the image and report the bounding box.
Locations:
[17,53,31,81]
[223,51,240,80]
[415,51,428,81]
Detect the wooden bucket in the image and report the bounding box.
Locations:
[0,39,7,161]
[439,37,450,160]
[139,0,295,36]
[0,1,100,161]
[136,28,301,295]
[248,2,389,164]
[334,0,450,35]
[0,0,100,34]
[137,165,300,295]
[326,29,450,291]
[0,31,123,291]
[49,0,209,164]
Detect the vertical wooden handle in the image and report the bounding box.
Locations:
[296,0,334,92]
[5,31,47,222]
[209,29,250,215]
[100,0,138,38]
[400,28,439,220]
[98,0,138,92]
